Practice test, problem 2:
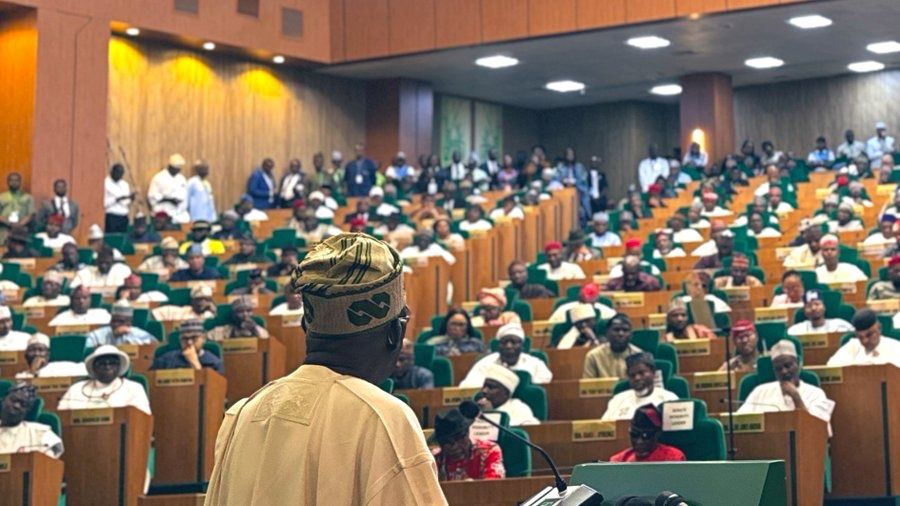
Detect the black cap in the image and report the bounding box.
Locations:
[429,408,472,445]
[851,308,878,331]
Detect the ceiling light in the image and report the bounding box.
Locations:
[202,41,216,51]
[272,55,285,64]
[650,84,682,96]
[545,80,585,93]
[867,41,900,54]
[475,55,519,69]
[848,60,885,73]
[745,56,784,69]
[626,36,671,49]
[787,15,832,29]
[125,27,140,36]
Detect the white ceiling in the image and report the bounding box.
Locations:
[321,0,900,109]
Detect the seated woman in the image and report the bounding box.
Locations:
[469,288,520,328]
[652,229,686,258]
[458,206,492,233]
[431,408,505,481]
[609,404,686,463]
[58,345,151,415]
[769,270,806,308]
[426,308,484,356]
[433,218,465,251]
[474,364,539,426]
[601,353,678,421]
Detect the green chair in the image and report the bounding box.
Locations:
[658,399,727,461]
[166,287,193,306]
[513,370,547,421]
[412,343,453,387]
[50,335,87,362]
[378,378,395,394]
[631,329,680,375]
[268,228,298,249]
[498,427,532,477]
[738,356,820,401]
[37,411,62,437]
[128,372,150,395]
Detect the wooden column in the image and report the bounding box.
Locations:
[0,7,37,190]
[365,78,433,169]
[679,73,734,166]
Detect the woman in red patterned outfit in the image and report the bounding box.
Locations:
[431,409,505,481]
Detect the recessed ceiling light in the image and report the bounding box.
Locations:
[272,55,285,64]
[626,36,671,50]
[787,15,832,29]
[867,41,900,54]
[650,84,682,96]
[474,55,519,69]
[202,41,216,51]
[848,60,885,73]
[125,27,140,36]
[745,56,784,69]
[545,80,585,93]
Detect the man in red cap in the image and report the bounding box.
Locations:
[609,238,661,278]
[699,190,732,218]
[867,255,900,301]
[537,241,585,280]
[548,282,616,323]
[718,320,761,373]
[609,404,685,463]
[34,213,75,251]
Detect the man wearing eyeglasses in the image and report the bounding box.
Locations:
[609,404,685,463]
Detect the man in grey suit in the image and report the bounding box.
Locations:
[37,179,79,234]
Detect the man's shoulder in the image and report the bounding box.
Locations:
[586,343,611,357]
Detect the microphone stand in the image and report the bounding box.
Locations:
[723,332,737,460]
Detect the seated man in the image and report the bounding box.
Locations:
[52,242,86,274]
[211,210,249,240]
[399,229,456,266]
[867,255,900,300]
[269,283,304,316]
[0,305,31,351]
[690,220,725,258]
[651,229,685,258]
[713,254,763,289]
[85,225,124,260]
[460,322,552,387]
[608,239,661,277]
[390,339,434,390]
[0,383,64,458]
[474,364,539,426]
[719,320,762,373]
[814,234,866,284]
[693,229,734,269]
[48,286,111,326]
[118,274,168,303]
[609,404,685,463]
[169,245,223,281]
[85,301,158,347]
[15,333,86,379]
[34,213,75,251]
[739,340,834,432]
[151,319,224,374]
[266,245,299,277]
[549,282,616,323]
[58,345,151,415]
[206,296,269,342]
[668,212,703,244]
[230,269,274,295]
[770,270,806,308]
[129,214,161,244]
[506,261,554,299]
[236,194,269,222]
[431,408,505,481]
[675,271,731,314]
[565,229,599,262]
[470,288,520,328]
[827,308,900,367]
[686,202,710,229]
[862,215,897,247]
[425,308,485,356]
[2,227,39,259]
[787,290,853,336]
[783,226,823,269]
[137,236,188,278]
[699,190,732,218]
[178,220,225,255]
[584,314,642,378]
[829,202,864,233]
[223,237,270,267]
[71,247,133,291]
[767,187,795,215]
[557,303,602,349]
[746,211,782,238]
[371,212,415,250]
[588,212,622,248]
[664,299,715,342]
[152,284,217,322]
[536,241,586,281]
[603,255,661,292]
[22,269,70,307]
[602,353,678,421]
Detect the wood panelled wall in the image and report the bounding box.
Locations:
[107,37,365,213]
[332,0,807,61]
[0,9,37,189]
[733,71,900,156]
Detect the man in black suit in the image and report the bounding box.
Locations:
[37,179,79,234]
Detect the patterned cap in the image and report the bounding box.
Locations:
[161,237,179,250]
[292,233,404,335]
[179,319,205,335]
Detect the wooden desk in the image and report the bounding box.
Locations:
[0,452,64,506]
[713,410,828,506]
[58,406,153,506]
[545,379,613,421]
[29,375,79,412]
[441,475,563,506]
[400,386,483,427]
[681,371,751,414]
[523,420,631,474]
[671,338,723,374]
[138,494,205,506]
[545,348,590,381]
[220,337,286,403]
[0,349,26,378]
[146,369,227,486]
[118,343,159,375]
[264,314,306,371]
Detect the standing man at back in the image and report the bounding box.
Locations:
[206,234,446,505]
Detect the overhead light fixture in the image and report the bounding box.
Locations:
[626,36,671,49]
[650,84,682,96]
[787,15,832,29]
[847,60,885,73]
[272,55,285,64]
[475,55,519,69]
[125,27,140,36]
[202,41,216,51]
[867,40,900,54]
[545,80,585,93]
[745,56,784,69]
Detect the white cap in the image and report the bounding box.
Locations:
[396,151,406,159]
[331,150,343,161]
[85,345,131,379]
[309,191,325,202]
[168,153,186,168]
[43,269,63,284]
[875,121,887,130]
[28,333,50,348]
[190,284,213,298]
[484,363,520,393]
[88,224,104,240]
[0,306,10,319]
[568,303,595,323]
[369,186,384,197]
[770,340,798,359]
[496,322,525,341]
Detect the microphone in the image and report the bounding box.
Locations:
[718,398,783,411]
[654,491,688,506]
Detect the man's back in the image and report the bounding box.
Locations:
[206,364,445,506]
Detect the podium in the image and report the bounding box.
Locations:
[0,452,64,506]
[440,476,565,506]
[220,337,286,402]
[58,406,153,506]
[146,369,227,486]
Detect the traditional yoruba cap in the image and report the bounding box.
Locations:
[798,218,813,231]
[770,340,798,359]
[308,191,325,202]
[186,244,204,257]
[349,216,366,228]
[28,333,50,348]
[190,284,213,298]
[0,306,10,319]
[47,214,65,226]
[731,254,749,268]
[369,186,385,197]
[191,220,211,230]
[632,404,663,432]
[802,289,822,305]
[88,224,104,240]
[496,321,525,341]
[4,383,37,407]
[580,283,600,301]
[291,199,305,209]
[124,274,141,287]
[292,233,404,335]
[568,303,595,323]
[161,236,179,250]
[179,318,205,335]
[624,237,642,249]
[820,234,839,247]
[593,212,609,222]
[231,296,253,311]
[484,363,520,393]
[851,308,878,331]
[111,300,134,317]
[667,297,687,313]
[477,287,506,308]
[43,270,63,284]
[71,285,90,297]
[648,184,662,195]
[430,408,472,445]
[168,153,186,168]
[876,121,887,130]
[222,210,240,220]
[888,255,900,267]
[731,319,754,337]
[544,241,563,253]
[85,345,130,379]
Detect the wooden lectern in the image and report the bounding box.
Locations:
[146,369,227,486]
[58,406,153,506]
[0,452,64,506]
[220,337,286,402]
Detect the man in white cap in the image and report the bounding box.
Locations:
[830,202,864,233]
[814,234,867,284]
[369,185,400,219]
[827,308,900,367]
[152,283,217,322]
[23,269,70,307]
[867,121,895,169]
[307,190,335,220]
[787,289,853,336]
[460,322,552,388]
[16,333,87,379]
[71,246,133,291]
[0,383,64,458]
[137,236,188,278]
[739,340,833,433]
[588,212,622,248]
[58,345,151,415]
[557,303,602,350]
[86,224,124,260]
[475,363,539,426]
[48,286,111,326]
[206,234,446,505]
[399,229,457,266]
[385,151,416,182]
[602,352,678,421]
[0,306,30,351]
[85,301,157,347]
[147,153,190,224]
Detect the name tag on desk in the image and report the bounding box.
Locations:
[31,376,74,392]
[221,338,258,354]
[805,365,843,384]
[795,332,828,349]
[722,286,750,303]
[673,339,711,356]
[441,387,481,406]
[755,307,787,323]
[571,420,617,442]
[868,299,900,315]
[716,412,765,433]
[578,378,617,398]
[71,408,114,426]
[0,351,18,365]
[692,371,733,391]
[155,368,196,387]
